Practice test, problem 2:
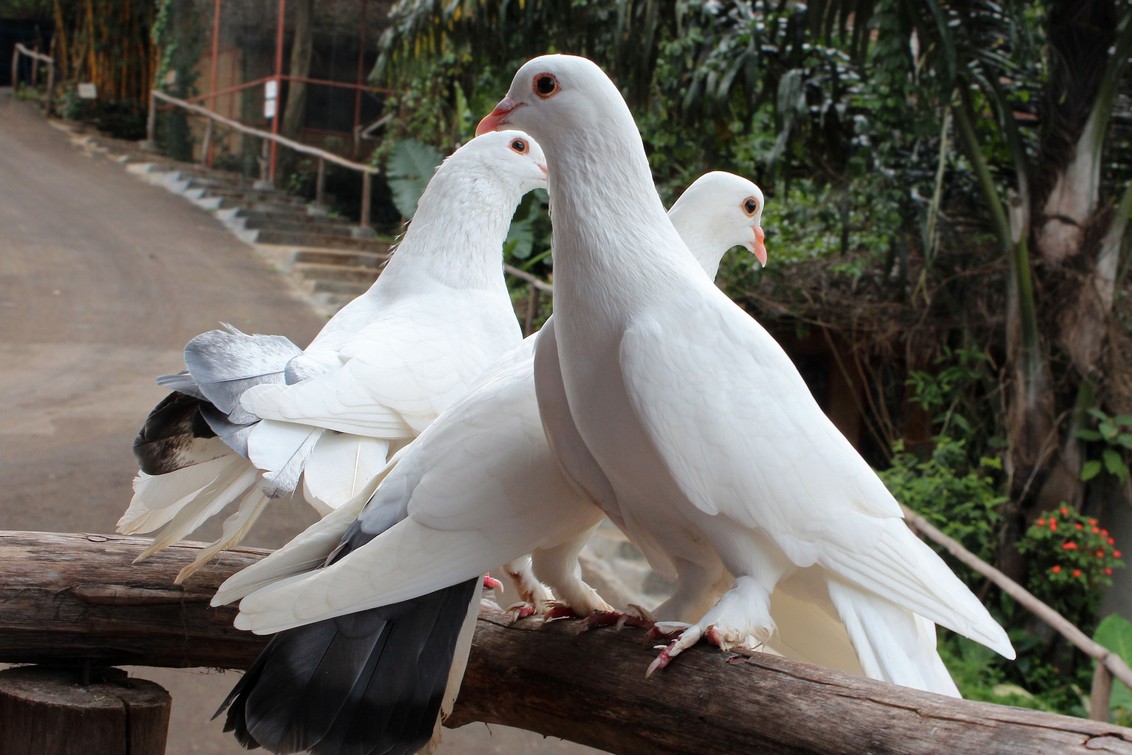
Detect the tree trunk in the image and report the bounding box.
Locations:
[277,0,313,183]
[999,0,1129,576]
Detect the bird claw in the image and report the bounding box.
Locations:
[542,602,580,622]
[505,601,539,622]
[580,608,656,632]
[646,624,704,677]
[482,573,504,593]
[647,620,691,642]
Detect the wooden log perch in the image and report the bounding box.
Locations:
[2,531,1131,754]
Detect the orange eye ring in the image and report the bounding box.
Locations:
[510,138,528,154]
[742,197,760,217]
[533,73,559,99]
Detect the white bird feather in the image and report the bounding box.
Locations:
[120,131,543,580]
[475,53,1013,694]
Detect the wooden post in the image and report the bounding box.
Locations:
[202,117,215,166]
[316,156,326,205]
[1092,662,1114,722]
[145,90,157,146]
[11,47,19,92]
[30,49,38,87]
[0,666,170,755]
[360,170,372,229]
[524,286,541,335]
[45,61,54,114]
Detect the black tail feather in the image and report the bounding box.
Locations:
[220,579,479,755]
[133,391,220,474]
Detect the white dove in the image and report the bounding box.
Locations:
[475,54,1014,693]
[120,130,543,581]
[213,171,768,755]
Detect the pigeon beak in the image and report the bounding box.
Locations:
[476,97,522,136]
[750,226,767,268]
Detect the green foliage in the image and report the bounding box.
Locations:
[1016,505,1124,629]
[1094,614,1132,725]
[385,138,445,219]
[880,435,1005,566]
[151,0,205,161]
[1077,408,1132,484]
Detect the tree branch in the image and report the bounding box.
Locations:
[0,531,1130,754]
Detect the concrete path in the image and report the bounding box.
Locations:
[0,93,596,754]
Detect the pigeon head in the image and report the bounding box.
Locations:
[476,55,638,150]
[446,129,548,197]
[668,171,768,271]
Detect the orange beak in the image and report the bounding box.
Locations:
[476,97,521,136]
[751,226,767,267]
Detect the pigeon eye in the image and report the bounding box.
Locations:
[742,197,760,216]
[533,73,559,98]
[510,138,528,154]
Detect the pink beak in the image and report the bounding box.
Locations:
[476,96,521,136]
[752,226,767,267]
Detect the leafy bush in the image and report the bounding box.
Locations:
[880,435,1005,568]
[1016,505,1124,630]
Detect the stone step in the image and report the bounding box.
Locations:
[233,212,359,238]
[292,262,381,286]
[252,228,387,252]
[290,247,391,270]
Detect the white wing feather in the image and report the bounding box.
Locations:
[619,290,1013,658]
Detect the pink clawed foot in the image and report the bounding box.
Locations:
[505,601,538,621]
[580,605,656,632]
[645,624,708,677]
[542,602,581,622]
[482,574,504,592]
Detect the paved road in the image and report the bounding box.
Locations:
[0,93,596,754]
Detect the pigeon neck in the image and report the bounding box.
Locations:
[378,168,521,291]
[546,124,693,304]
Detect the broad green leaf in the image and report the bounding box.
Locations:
[1082,460,1102,482]
[1103,449,1129,482]
[385,138,444,219]
[503,212,535,261]
[1077,429,1103,442]
[1094,614,1132,712]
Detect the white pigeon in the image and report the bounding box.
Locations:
[475,54,1014,694]
[213,172,768,755]
[120,130,543,581]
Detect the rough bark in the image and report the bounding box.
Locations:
[277,0,314,181]
[1,531,1131,754]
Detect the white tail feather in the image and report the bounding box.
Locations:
[826,578,960,696]
[233,518,503,634]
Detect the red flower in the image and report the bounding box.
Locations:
[1116,550,1123,558]
[1073,569,1082,578]
[1038,518,1046,526]
[1090,518,1098,526]
[1061,507,1069,516]
[1102,529,1109,536]
[1106,568,1114,575]
[1076,523,1083,530]
[1050,520,1058,532]
[1063,542,1078,550]
[1109,538,1116,545]
[1093,527,1100,533]
[1052,565,1062,574]
[1097,551,1106,558]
